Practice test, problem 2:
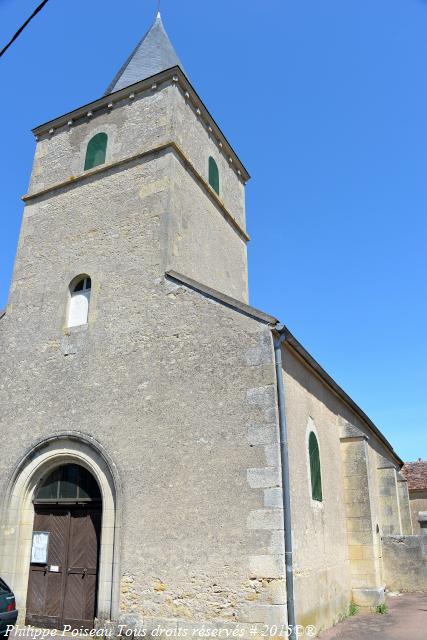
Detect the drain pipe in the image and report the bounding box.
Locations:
[273,323,297,640]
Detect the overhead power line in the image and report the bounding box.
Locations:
[0,0,50,59]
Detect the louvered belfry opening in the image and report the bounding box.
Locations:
[26,464,102,630]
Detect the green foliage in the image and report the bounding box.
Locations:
[375,603,389,614]
[348,601,359,616]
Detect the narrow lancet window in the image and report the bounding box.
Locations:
[68,276,91,328]
[309,431,323,502]
[208,156,220,195]
[84,133,108,171]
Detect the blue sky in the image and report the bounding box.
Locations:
[0,0,425,460]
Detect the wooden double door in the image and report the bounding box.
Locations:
[26,504,101,630]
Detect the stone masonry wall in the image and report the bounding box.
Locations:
[0,266,286,627]
[167,153,248,302]
[0,95,285,628]
[28,84,175,193]
[382,536,427,592]
[377,467,402,536]
[1,65,410,638]
[171,85,246,229]
[397,476,413,535]
[27,82,248,303]
[339,437,383,606]
[282,347,351,633]
[28,81,245,231]
[366,445,384,583]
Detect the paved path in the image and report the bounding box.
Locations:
[318,592,426,640]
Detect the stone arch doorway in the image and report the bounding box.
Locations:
[0,434,121,627]
[26,463,102,629]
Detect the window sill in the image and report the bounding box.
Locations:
[61,324,89,356]
[64,323,88,335]
[311,499,324,511]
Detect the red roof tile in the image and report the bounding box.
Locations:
[401,460,427,491]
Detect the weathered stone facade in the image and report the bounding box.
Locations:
[382,534,427,592]
[0,63,285,633]
[0,13,419,639]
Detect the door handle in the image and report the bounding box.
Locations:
[67,568,88,574]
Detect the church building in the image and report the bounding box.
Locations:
[0,11,416,637]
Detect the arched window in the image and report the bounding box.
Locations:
[35,464,101,503]
[84,133,108,171]
[208,156,220,195]
[67,276,91,328]
[308,431,323,502]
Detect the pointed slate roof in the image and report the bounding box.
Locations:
[105,12,185,95]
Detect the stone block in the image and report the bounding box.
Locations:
[349,559,377,575]
[237,602,287,626]
[263,444,280,467]
[247,425,277,446]
[352,587,385,608]
[264,488,283,509]
[265,578,287,605]
[382,535,427,591]
[267,530,285,554]
[247,467,281,489]
[248,555,285,579]
[117,612,145,633]
[348,545,364,561]
[247,386,276,410]
[344,476,369,492]
[345,502,371,518]
[245,335,273,367]
[247,509,283,530]
[346,525,374,546]
[346,518,373,532]
[350,574,375,588]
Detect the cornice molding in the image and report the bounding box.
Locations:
[31,67,250,184]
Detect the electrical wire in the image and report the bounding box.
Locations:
[0,0,50,58]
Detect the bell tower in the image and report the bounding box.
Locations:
[22,10,250,307]
[0,12,284,632]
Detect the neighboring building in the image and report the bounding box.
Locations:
[402,460,427,533]
[0,10,415,638]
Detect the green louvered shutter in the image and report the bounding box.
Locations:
[208,156,220,195]
[309,432,323,501]
[84,132,108,171]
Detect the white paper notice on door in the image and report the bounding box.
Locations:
[31,531,49,564]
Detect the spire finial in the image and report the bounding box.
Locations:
[105,0,186,94]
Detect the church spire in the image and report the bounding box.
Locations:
[105,10,185,95]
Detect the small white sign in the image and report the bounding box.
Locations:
[50,565,59,573]
[31,531,49,564]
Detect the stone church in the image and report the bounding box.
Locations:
[0,11,419,638]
